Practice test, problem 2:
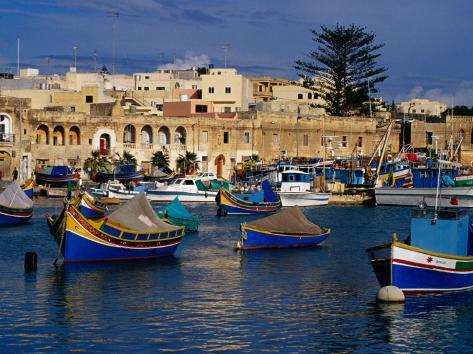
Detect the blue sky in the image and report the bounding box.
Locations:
[1,0,473,105]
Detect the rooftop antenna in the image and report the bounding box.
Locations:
[108,11,120,75]
[222,43,230,68]
[16,35,20,77]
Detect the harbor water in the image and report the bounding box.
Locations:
[1,202,473,352]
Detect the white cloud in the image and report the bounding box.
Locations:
[157,52,210,70]
[400,82,473,106]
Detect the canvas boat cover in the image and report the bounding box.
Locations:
[245,206,323,235]
[158,197,197,222]
[107,192,176,232]
[0,182,33,208]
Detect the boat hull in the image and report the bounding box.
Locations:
[217,188,281,215]
[78,194,107,218]
[34,172,79,187]
[375,187,473,208]
[62,206,184,262]
[279,192,329,207]
[96,171,144,184]
[0,205,33,225]
[238,224,331,249]
[367,241,473,294]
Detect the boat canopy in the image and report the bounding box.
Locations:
[0,182,33,208]
[107,192,176,232]
[40,165,74,176]
[245,206,322,235]
[158,197,197,221]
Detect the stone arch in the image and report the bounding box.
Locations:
[69,126,81,145]
[92,128,117,155]
[141,125,153,145]
[123,124,136,143]
[158,126,170,146]
[0,113,13,143]
[215,154,225,178]
[175,126,187,145]
[36,124,49,145]
[53,125,65,145]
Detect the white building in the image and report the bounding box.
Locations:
[398,98,447,117]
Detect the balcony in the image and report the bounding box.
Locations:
[141,143,153,150]
[0,134,15,146]
[123,142,137,150]
[172,144,187,152]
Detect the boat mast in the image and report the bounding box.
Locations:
[375,120,394,181]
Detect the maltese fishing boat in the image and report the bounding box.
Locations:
[157,197,199,232]
[94,164,144,184]
[0,182,33,225]
[367,202,473,294]
[21,179,34,198]
[236,206,331,249]
[216,180,281,215]
[34,166,80,187]
[49,192,184,262]
[278,170,329,207]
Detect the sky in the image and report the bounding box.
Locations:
[1,0,473,105]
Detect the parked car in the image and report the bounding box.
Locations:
[197,172,216,182]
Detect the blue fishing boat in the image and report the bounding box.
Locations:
[367,205,473,294]
[21,179,34,198]
[216,180,281,215]
[94,163,144,184]
[75,192,107,218]
[35,166,80,187]
[236,206,331,249]
[157,197,199,232]
[50,192,185,262]
[0,182,33,225]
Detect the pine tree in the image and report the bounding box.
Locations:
[295,24,388,116]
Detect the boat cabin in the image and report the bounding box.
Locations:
[410,207,473,256]
[280,171,311,193]
[411,168,458,188]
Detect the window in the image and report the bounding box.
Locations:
[156,87,165,90]
[357,136,363,147]
[85,95,93,103]
[421,109,425,113]
[138,87,142,90]
[412,109,416,113]
[342,135,347,147]
[156,104,163,111]
[313,93,318,99]
[223,131,229,144]
[145,76,149,79]
[224,107,231,113]
[225,87,231,94]
[209,87,215,94]
[272,133,279,146]
[196,105,208,113]
[183,180,195,185]
[308,93,312,99]
[202,130,208,143]
[192,85,197,89]
[243,132,250,144]
[298,93,303,99]
[426,131,433,145]
[321,136,324,146]
[303,134,309,146]
[144,87,149,91]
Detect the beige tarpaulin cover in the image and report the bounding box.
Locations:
[107,192,177,232]
[245,206,323,235]
[0,182,33,208]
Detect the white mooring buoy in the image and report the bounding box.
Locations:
[377,286,405,303]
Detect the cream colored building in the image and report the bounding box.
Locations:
[201,68,253,113]
[398,98,447,116]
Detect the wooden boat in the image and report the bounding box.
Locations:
[278,171,329,207]
[157,197,199,232]
[236,206,331,249]
[35,166,80,187]
[367,206,473,294]
[21,179,34,199]
[216,180,281,215]
[94,164,144,184]
[0,182,33,225]
[75,192,107,218]
[455,173,473,187]
[49,192,184,262]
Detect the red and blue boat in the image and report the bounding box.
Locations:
[236,206,331,249]
[21,179,34,199]
[94,163,144,184]
[0,182,33,225]
[216,180,281,215]
[35,166,80,187]
[367,206,473,294]
[48,192,184,262]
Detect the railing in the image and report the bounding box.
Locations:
[160,144,171,152]
[172,144,187,152]
[141,143,153,149]
[123,142,136,149]
[0,134,15,145]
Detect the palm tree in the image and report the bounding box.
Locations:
[84,150,109,172]
[250,154,260,163]
[151,151,170,168]
[115,150,137,165]
[176,151,199,174]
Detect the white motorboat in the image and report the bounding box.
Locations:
[278,170,329,207]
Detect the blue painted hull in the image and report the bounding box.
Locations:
[23,188,33,199]
[392,263,473,294]
[0,207,32,225]
[79,205,105,219]
[63,229,181,262]
[96,171,144,184]
[222,204,278,215]
[239,227,330,249]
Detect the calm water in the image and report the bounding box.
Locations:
[1,202,473,353]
